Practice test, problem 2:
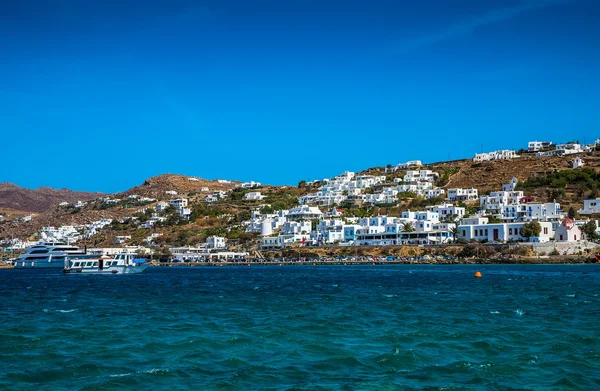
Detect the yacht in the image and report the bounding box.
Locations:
[63,253,150,274]
[12,242,98,269]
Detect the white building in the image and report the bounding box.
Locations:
[424,189,445,199]
[447,188,478,201]
[473,150,519,162]
[240,181,261,188]
[429,203,465,219]
[281,221,312,235]
[458,221,553,243]
[165,190,177,196]
[287,205,323,221]
[206,236,226,249]
[502,177,519,192]
[528,141,552,152]
[156,201,170,212]
[579,198,600,215]
[572,156,584,169]
[501,202,562,222]
[169,198,188,209]
[115,235,132,244]
[387,160,423,172]
[554,218,581,242]
[244,191,265,201]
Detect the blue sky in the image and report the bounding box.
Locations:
[1,0,599,193]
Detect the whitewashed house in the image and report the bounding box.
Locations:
[554,218,581,242]
[156,201,170,212]
[165,190,178,196]
[240,181,261,188]
[579,198,600,215]
[528,141,552,152]
[287,205,323,221]
[429,203,465,219]
[473,150,519,162]
[169,198,188,210]
[244,191,265,201]
[458,220,553,243]
[206,236,226,249]
[447,188,478,201]
[501,202,562,222]
[115,235,132,244]
[572,156,584,169]
[281,221,312,235]
[424,189,445,199]
[502,177,519,192]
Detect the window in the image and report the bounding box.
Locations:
[543,227,548,235]
[509,228,512,235]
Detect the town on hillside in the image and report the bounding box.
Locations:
[2,138,600,262]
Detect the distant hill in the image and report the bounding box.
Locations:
[0,174,240,241]
[0,183,104,213]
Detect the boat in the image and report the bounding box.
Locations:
[62,253,150,274]
[12,242,98,269]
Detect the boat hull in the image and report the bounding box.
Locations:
[63,264,150,275]
[14,260,64,269]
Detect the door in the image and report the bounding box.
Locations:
[493,229,499,241]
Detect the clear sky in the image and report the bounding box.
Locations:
[1,0,599,193]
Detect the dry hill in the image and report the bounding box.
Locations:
[0,183,104,213]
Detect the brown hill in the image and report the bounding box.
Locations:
[122,174,238,200]
[0,174,240,241]
[0,183,104,213]
[436,153,597,192]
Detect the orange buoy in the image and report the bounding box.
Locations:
[475,271,482,278]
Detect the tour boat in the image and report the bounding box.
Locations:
[63,253,150,274]
[13,242,98,269]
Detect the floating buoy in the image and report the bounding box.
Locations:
[475,271,482,278]
[247,263,251,266]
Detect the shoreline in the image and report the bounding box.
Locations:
[154,257,598,267]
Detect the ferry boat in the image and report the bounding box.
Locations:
[13,242,98,269]
[62,253,150,274]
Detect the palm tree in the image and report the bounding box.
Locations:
[450,226,460,243]
[402,221,415,233]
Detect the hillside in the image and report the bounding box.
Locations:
[2,153,600,246]
[0,174,241,241]
[0,183,104,213]
[122,174,238,199]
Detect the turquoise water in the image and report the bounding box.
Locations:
[1,265,599,390]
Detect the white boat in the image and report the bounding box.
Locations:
[13,242,98,269]
[63,253,150,274]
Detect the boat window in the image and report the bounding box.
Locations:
[93,261,98,267]
[74,262,80,267]
[30,250,49,254]
[86,262,93,267]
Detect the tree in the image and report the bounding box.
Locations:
[568,207,576,219]
[260,205,274,214]
[581,221,598,241]
[298,180,307,189]
[402,221,415,233]
[450,226,460,243]
[520,221,541,239]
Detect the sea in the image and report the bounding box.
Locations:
[1,265,599,391]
